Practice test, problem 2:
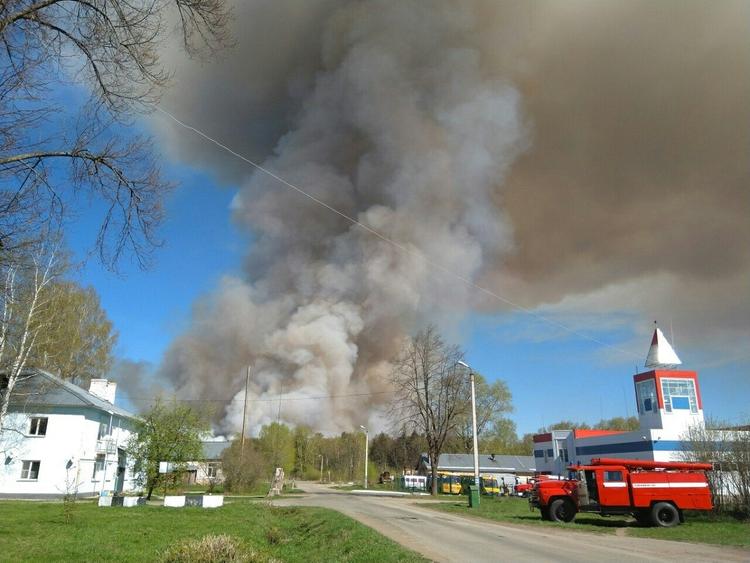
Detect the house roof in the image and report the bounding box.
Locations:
[421,452,536,473]
[7,369,138,420]
[202,440,231,460]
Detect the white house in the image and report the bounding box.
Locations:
[0,369,140,498]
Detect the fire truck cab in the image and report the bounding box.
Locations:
[530,458,712,527]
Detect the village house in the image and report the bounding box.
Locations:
[0,369,140,498]
[163,439,230,486]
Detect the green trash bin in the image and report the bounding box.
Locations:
[468,485,480,508]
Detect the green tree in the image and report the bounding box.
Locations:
[293,425,315,477]
[370,432,395,471]
[28,281,117,382]
[257,422,295,475]
[454,373,513,453]
[481,418,523,454]
[594,416,640,431]
[542,420,591,431]
[127,399,209,499]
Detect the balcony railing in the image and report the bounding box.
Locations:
[96,439,117,455]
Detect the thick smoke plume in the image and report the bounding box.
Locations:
[158,0,527,433]
[155,0,749,433]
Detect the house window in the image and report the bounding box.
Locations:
[661,378,698,414]
[97,422,110,440]
[206,463,219,478]
[93,455,105,478]
[28,417,48,436]
[636,379,657,414]
[21,461,40,480]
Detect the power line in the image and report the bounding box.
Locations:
[155,106,639,362]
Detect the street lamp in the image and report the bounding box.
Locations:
[360,425,369,489]
[457,360,480,491]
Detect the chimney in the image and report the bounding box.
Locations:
[88,379,117,404]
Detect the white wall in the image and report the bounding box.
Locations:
[0,407,138,497]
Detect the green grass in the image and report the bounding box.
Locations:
[0,500,426,562]
[426,496,621,534]
[627,511,750,547]
[424,496,750,547]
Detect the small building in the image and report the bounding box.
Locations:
[533,328,711,474]
[418,452,536,487]
[0,369,139,498]
[188,440,230,485]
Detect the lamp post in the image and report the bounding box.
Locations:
[458,360,480,491]
[360,425,369,489]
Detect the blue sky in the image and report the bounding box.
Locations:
[67,166,247,363]
[63,154,749,436]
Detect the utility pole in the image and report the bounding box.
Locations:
[360,425,369,489]
[240,364,251,459]
[319,454,324,483]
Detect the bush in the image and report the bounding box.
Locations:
[162,534,246,562]
[221,441,266,493]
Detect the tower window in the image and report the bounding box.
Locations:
[661,378,698,413]
[636,379,657,413]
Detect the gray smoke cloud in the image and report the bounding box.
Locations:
[154,0,749,433]
[157,0,527,433]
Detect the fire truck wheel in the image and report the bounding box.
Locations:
[650,502,680,527]
[549,498,576,523]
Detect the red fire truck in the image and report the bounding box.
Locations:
[529,458,713,527]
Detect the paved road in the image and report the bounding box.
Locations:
[274,483,749,563]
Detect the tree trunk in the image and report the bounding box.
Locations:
[431,460,438,495]
[146,484,155,500]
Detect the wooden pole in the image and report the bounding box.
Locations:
[240,364,251,459]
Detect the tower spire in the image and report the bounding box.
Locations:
[645,322,682,369]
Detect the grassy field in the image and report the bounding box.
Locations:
[425,496,750,547]
[0,500,426,562]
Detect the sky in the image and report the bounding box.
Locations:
[56,0,749,437]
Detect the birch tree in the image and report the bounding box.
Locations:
[389,325,469,495]
[0,244,60,430]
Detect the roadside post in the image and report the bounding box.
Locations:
[468,485,480,508]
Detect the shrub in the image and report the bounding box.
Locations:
[221,441,266,493]
[162,534,246,562]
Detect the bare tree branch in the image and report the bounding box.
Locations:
[0,0,230,270]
